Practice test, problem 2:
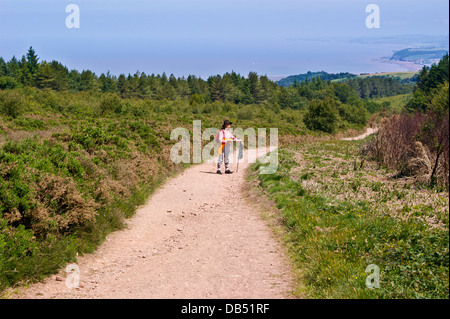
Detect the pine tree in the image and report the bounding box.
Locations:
[138,73,151,98]
[79,70,97,91]
[278,87,293,109]
[408,54,449,111]
[19,55,33,85]
[68,69,81,91]
[160,72,168,84]
[49,60,70,91]
[0,57,6,76]
[248,72,263,104]
[416,66,429,92]
[176,76,191,99]
[437,53,449,83]
[169,74,177,88]
[259,75,275,103]
[117,74,128,98]
[36,61,56,89]
[26,47,39,76]
[359,81,370,99]
[208,75,223,102]
[127,73,140,98]
[99,71,117,93]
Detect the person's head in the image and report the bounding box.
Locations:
[222,120,232,130]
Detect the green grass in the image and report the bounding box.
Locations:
[371,94,413,113]
[249,139,449,299]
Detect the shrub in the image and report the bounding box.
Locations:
[0,90,25,118]
[0,162,37,226]
[366,102,449,189]
[126,101,149,117]
[304,98,339,133]
[237,106,254,120]
[33,173,98,235]
[201,103,214,114]
[99,93,122,115]
[0,218,38,290]
[189,93,205,106]
[14,117,46,131]
[0,76,20,90]
[337,103,368,126]
[418,83,449,188]
[366,113,425,173]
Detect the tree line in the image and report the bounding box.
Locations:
[1,47,416,109]
[0,47,279,105]
[346,77,415,99]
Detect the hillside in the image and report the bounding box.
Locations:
[276,71,357,87]
[278,70,419,86]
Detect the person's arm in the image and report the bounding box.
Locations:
[224,130,240,142]
[222,130,242,143]
[230,133,242,142]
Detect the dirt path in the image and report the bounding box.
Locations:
[341,127,379,141]
[10,150,294,299]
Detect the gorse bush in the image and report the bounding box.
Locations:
[99,93,122,115]
[0,90,25,118]
[0,138,97,236]
[14,117,46,131]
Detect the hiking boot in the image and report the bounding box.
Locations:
[217,170,222,175]
[225,170,233,174]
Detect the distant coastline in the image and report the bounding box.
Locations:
[380,58,424,72]
[272,37,448,83]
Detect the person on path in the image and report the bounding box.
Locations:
[216,120,241,174]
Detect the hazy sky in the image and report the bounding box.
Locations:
[0,0,448,78]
